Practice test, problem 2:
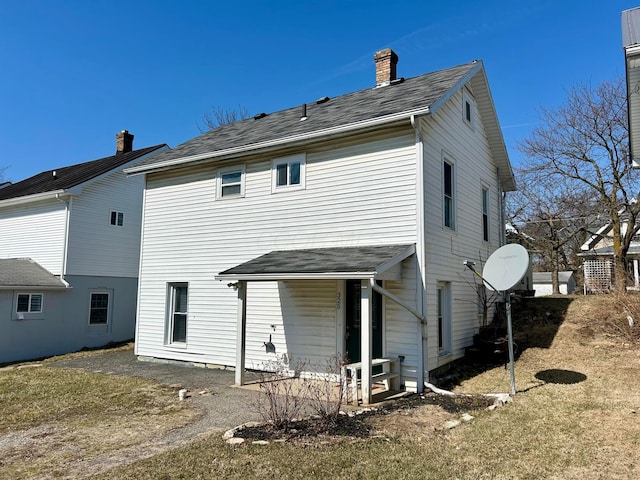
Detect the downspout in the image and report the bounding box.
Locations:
[410,114,427,392]
[55,193,72,283]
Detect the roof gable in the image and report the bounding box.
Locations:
[0,144,166,202]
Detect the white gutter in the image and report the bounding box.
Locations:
[215,271,378,281]
[55,194,72,280]
[0,285,70,291]
[0,189,70,208]
[126,108,432,175]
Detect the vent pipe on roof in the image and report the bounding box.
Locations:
[0,181,11,190]
[116,130,134,154]
[374,48,399,87]
[300,103,308,121]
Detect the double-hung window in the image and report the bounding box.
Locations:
[217,165,245,199]
[167,283,188,345]
[437,282,451,354]
[17,293,43,313]
[443,160,455,229]
[482,187,489,241]
[89,292,110,325]
[272,153,305,192]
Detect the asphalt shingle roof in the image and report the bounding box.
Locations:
[0,258,68,288]
[129,62,480,170]
[217,244,414,278]
[532,272,574,284]
[0,144,166,201]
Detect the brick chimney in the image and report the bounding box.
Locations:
[374,48,398,86]
[116,130,134,154]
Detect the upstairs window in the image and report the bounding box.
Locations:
[110,211,124,226]
[217,165,245,199]
[482,187,490,241]
[272,154,306,192]
[443,160,455,229]
[462,89,475,128]
[17,293,43,313]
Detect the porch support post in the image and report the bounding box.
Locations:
[360,279,373,405]
[235,281,247,386]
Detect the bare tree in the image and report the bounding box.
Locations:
[198,105,250,133]
[518,77,640,292]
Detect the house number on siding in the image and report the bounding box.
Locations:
[335,292,341,310]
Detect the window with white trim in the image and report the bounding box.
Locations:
[216,165,245,198]
[271,153,306,192]
[167,283,188,345]
[110,211,124,226]
[17,293,43,313]
[482,187,490,242]
[89,292,110,325]
[443,159,455,229]
[462,89,475,128]
[437,282,452,354]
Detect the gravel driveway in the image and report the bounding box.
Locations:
[51,348,264,437]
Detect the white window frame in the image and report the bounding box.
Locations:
[166,283,188,346]
[110,210,124,227]
[462,89,475,129]
[271,153,306,192]
[437,282,452,355]
[16,293,43,313]
[216,164,246,199]
[88,291,110,326]
[482,187,490,242]
[443,157,456,230]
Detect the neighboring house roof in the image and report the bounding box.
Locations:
[532,271,574,284]
[0,144,167,203]
[126,61,515,191]
[216,244,415,281]
[579,243,640,257]
[0,258,68,289]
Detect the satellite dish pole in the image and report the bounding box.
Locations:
[464,244,529,396]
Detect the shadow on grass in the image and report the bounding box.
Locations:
[535,368,587,384]
[435,296,575,390]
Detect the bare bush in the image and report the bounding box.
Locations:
[253,357,311,431]
[306,354,348,426]
[604,292,640,344]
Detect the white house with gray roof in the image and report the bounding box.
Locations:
[0,132,167,363]
[127,49,516,404]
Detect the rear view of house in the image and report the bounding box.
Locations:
[129,49,516,404]
[0,132,167,363]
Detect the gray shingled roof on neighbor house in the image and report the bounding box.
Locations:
[0,144,166,201]
[126,60,514,190]
[216,244,415,280]
[0,258,68,289]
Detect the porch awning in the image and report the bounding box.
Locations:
[215,244,415,281]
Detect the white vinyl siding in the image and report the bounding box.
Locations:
[136,133,418,368]
[0,200,67,275]
[417,86,503,370]
[66,170,144,278]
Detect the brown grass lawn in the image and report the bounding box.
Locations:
[1,295,639,479]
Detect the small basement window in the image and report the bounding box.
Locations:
[110,211,124,227]
[272,154,306,192]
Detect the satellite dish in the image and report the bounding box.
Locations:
[482,244,530,292]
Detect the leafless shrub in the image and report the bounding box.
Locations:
[306,354,348,426]
[253,357,311,431]
[604,292,640,344]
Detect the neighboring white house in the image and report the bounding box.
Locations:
[532,271,577,296]
[623,7,640,168]
[0,131,167,363]
[127,49,516,404]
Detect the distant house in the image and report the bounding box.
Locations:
[0,131,167,363]
[580,220,640,293]
[532,271,576,296]
[126,49,516,404]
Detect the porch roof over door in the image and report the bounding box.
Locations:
[215,244,415,281]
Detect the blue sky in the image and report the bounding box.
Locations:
[0,0,637,181]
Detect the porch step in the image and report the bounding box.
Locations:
[342,357,402,405]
